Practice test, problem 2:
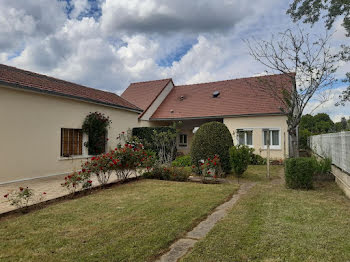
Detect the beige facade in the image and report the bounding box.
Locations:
[0,85,139,183]
[148,115,288,159]
[224,115,288,159]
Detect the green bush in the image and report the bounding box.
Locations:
[191,122,233,173]
[313,156,332,175]
[230,145,251,180]
[249,150,267,165]
[132,126,177,159]
[285,158,315,189]
[172,155,192,167]
[144,166,190,182]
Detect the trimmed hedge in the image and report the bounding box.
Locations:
[132,126,177,157]
[191,121,233,173]
[285,158,315,189]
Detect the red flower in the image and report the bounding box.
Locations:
[214,162,217,166]
[213,175,217,179]
[19,187,24,191]
[4,194,8,198]
[82,169,86,172]
[87,180,92,184]
[208,171,211,174]
[43,192,47,195]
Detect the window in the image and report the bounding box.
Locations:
[263,129,280,149]
[61,128,83,157]
[179,134,188,147]
[237,129,253,146]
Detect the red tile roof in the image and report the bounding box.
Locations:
[0,64,141,112]
[121,78,172,111]
[151,74,293,119]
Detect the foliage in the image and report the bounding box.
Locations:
[299,113,349,148]
[194,155,223,183]
[132,126,178,159]
[191,121,233,173]
[287,0,350,36]
[63,134,156,190]
[230,145,251,181]
[247,148,267,165]
[61,171,92,193]
[172,155,192,167]
[245,28,339,157]
[144,165,190,182]
[3,187,46,210]
[299,128,312,149]
[152,124,179,164]
[285,157,315,189]
[313,156,332,175]
[287,0,350,104]
[82,112,111,155]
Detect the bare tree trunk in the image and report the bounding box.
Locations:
[288,126,299,158]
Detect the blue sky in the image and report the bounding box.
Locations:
[0,0,348,121]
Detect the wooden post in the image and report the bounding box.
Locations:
[266,129,270,180]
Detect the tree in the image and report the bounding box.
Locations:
[245,28,339,157]
[191,121,233,173]
[341,116,348,130]
[287,0,350,104]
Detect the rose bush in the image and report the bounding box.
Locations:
[193,155,223,183]
[62,134,156,192]
[3,187,46,211]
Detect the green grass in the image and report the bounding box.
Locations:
[182,166,350,262]
[228,164,282,182]
[0,179,238,262]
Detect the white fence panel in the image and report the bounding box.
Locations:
[309,131,350,174]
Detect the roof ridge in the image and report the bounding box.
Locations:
[176,72,295,87]
[130,78,172,85]
[0,63,122,97]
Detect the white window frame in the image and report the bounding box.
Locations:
[178,134,188,148]
[236,129,254,148]
[262,128,281,150]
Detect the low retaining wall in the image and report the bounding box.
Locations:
[332,165,350,199]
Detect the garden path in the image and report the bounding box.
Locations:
[156,181,256,262]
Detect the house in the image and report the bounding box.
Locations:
[122,74,292,159]
[0,64,142,184]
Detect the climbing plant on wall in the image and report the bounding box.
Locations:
[82,112,112,155]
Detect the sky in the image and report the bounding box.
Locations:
[0,0,349,121]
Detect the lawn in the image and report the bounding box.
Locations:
[0,179,238,262]
[182,166,350,262]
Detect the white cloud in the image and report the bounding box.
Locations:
[0,0,348,121]
[304,86,350,122]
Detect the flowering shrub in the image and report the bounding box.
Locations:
[3,187,46,211]
[193,155,223,183]
[61,171,92,193]
[82,111,112,155]
[62,133,156,191]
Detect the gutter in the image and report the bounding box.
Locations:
[150,112,286,121]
